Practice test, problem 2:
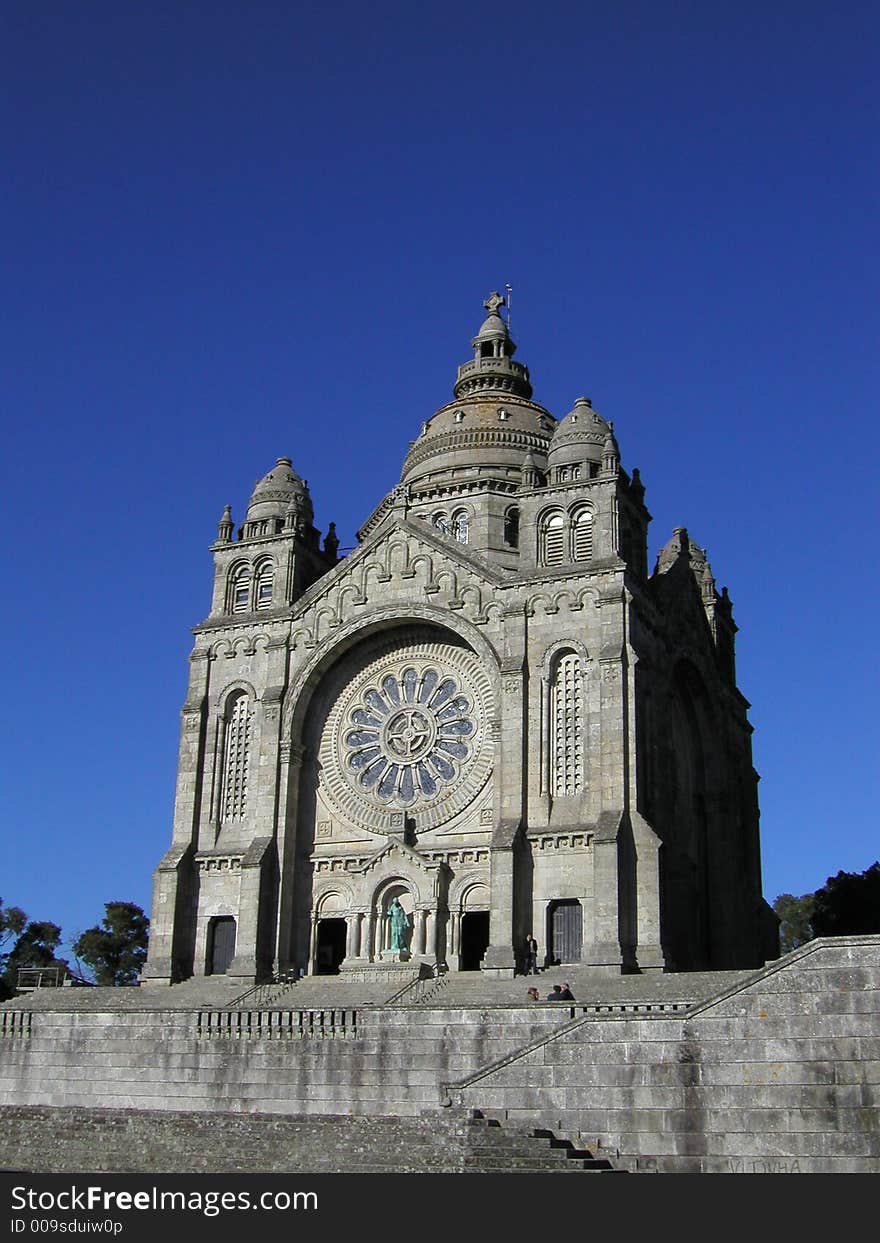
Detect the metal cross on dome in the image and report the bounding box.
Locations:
[483,290,506,314]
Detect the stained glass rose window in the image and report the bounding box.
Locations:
[344,666,475,806]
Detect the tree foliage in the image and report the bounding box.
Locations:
[73,902,149,986]
[811,862,880,938]
[0,901,66,999]
[772,892,815,955]
[0,897,28,959]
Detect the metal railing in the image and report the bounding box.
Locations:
[15,967,65,991]
[226,972,299,1010]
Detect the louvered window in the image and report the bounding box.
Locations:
[550,654,584,797]
[220,693,251,821]
[572,510,593,562]
[230,565,251,614]
[541,513,565,565]
[254,560,274,610]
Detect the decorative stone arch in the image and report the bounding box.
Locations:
[314,883,355,914]
[213,678,258,710]
[537,507,566,566]
[253,556,277,610]
[449,880,491,972]
[449,505,472,545]
[226,560,252,614]
[278,605,502,974]
[503,504,520,548]
[568,503,594,562]
[206,681,260,831]
[283,603,503,746]
[536,644,589,799]
[536,637,591,673]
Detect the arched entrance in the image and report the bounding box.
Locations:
[206,916,236,975]
[373,881,414,960]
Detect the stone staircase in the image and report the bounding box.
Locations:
[0,1106,622,1174]
[12,964,752,1014]
[463,1112,622,1173]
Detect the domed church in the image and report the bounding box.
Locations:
[141,293,777,987]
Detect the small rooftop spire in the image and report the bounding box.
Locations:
[454,292,533,400]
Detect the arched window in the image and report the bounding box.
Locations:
[540,511,565,566]
[254,559,274,610]
[503,507,520,549]
[229,564,251,614]
[450,510,469,544]
[571,509,593,562]
[220,691,251,821]
[550,652,584,797]
[432,512,449,535]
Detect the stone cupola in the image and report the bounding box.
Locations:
[547,397,610,475]
[453,290,533,400]
[245,457,314,535]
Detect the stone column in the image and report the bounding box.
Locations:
[425,910,436,959]
[482,612,526,976]
[415,909,427,955]
[584,586,629,969]
[141,649,211,985]
[274,741,305,975]
[227,837,273,981]
[450,911,460,959]
[345,915,357,960]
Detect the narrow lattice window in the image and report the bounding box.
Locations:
[572,510,593,562]
[220,693,251,821]
[229,565,251,614]
[550,653,584,797]
[541,512,565,565]
[254,560,274,609]
[432,512,449,535]
[451,510,469,544]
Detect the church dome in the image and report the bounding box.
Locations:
[246,457,314,524]
[546,397,610,471]
[399,293,556,488]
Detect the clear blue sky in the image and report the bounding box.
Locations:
[2,1,877,958]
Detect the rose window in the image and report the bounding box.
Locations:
[344,667,475,806]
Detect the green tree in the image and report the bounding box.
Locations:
[811,862,880,938]
[772,892,815,955]
[1,914,66,998]
[0,897,28,962]
[73,902,149,986]
[0,898,28,1000]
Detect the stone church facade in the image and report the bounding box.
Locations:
[142,294,777,987]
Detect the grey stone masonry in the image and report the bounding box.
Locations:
[449,936,880,1174]
[142,295,776,990]
[2,938,878,1172]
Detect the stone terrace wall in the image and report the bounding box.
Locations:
[0,1107,474,1174]
[450,936,880,1173]
[0,1006,570,1118]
